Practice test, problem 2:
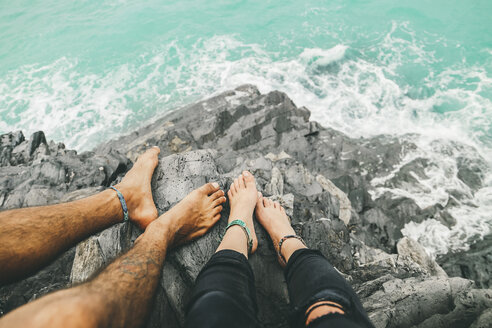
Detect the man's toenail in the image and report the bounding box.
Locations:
[258,192,262,198]
[211,182,219,188]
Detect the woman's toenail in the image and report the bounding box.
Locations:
[243,171,250,176]
[211,182,219,188]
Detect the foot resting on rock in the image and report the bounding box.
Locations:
[255,193,306,266]
[149,182,227,247]
[225,171,259,254]
[115,146,161,229]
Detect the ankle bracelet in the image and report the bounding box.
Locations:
[278,235,306,265]
[225,219,253,254]
[110,186,129,222]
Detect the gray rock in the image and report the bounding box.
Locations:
[70,237,105,285]
[1,85,490,327]
[0,131,25,166]
[397,237,447,278]
[438,234,492,289]
[470,308,492,328]
[416,287,492,328]
[27,131,48,157]
[316,174,351,225]
[363,277,488,328]
[457,156,486,190]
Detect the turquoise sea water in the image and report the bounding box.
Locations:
[0,0,491,254]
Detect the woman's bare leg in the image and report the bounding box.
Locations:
[186,171,259,328]
[216,171,258,257]
[255,194,345,326]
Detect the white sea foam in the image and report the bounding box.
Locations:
[1,22,491,255]
[402,184,492,257]
[299,45,348,67]
[0,58,134,150]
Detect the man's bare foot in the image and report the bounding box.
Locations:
[115,147,160,229]
[227,171,259,254]
[152,182,226,246]
[255,193,306,266]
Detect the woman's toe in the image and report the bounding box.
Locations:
[243,171,255,185]
[238,174,246,188]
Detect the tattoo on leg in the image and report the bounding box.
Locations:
[117,249,161,280]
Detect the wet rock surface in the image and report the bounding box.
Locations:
[1,85,491,327]
[438,234,492,289]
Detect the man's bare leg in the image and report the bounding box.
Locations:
[0,147,160,285]
[216,171,259,257]
[0,182,226,328]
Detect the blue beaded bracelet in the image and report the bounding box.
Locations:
[110,186,129,222]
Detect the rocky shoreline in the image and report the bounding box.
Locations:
[1,85,491,327]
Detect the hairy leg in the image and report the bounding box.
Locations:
[0,182,226,328]
[0,147,160,285]
[255,194,344,326]
[216,171,258,257]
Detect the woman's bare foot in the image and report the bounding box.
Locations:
[151,182,226,247]
[115,147,161,229]
[255,193,306,266]
[225,171,259,254]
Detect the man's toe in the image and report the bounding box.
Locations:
[200,182,220,195]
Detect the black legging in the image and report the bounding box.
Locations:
[185,249,374,328]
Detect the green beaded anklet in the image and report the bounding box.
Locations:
[225,219,254,254]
